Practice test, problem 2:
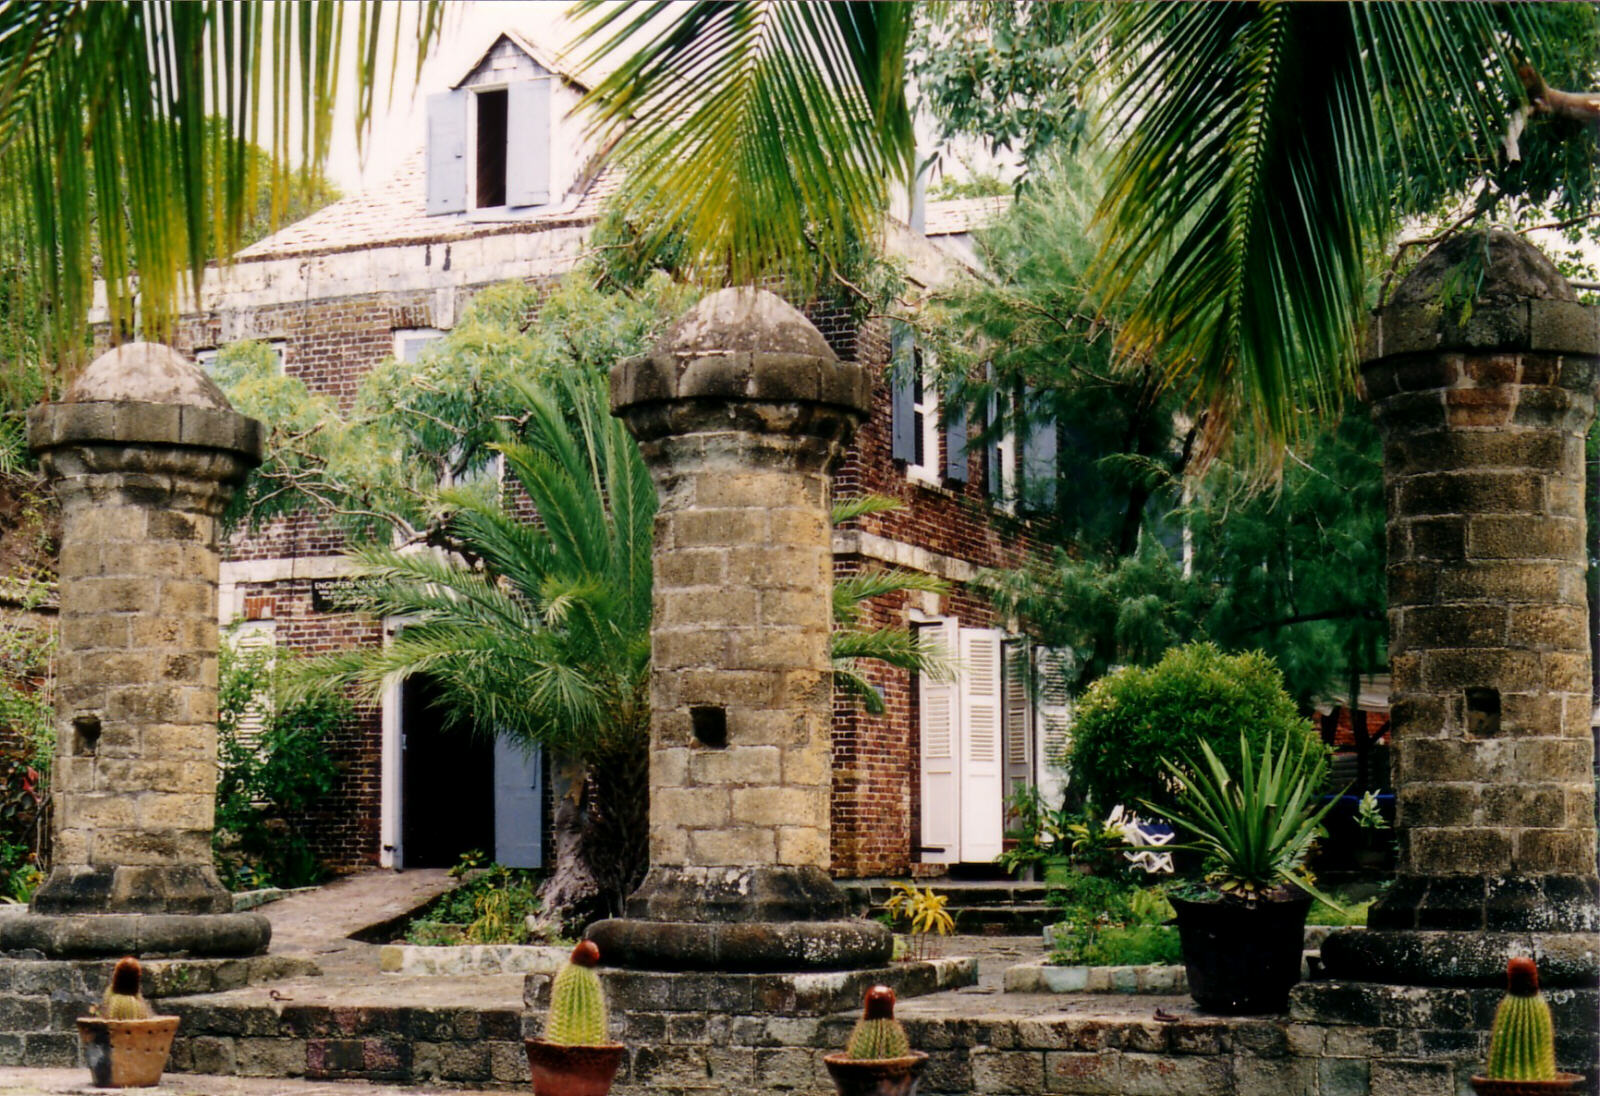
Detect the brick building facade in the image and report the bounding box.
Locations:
[137,33,1059,881]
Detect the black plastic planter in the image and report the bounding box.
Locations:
[1170,893,1311,1014]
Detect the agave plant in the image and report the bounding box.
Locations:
[1150,733,1340,902]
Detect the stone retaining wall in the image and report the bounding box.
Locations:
[6,952,1595,1093]
[0,955,314,1070]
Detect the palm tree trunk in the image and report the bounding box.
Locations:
[534,753,601,930]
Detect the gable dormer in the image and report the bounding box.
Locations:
[425,33,585,216]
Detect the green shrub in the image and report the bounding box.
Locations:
[1047,873,1178,966]
[1065,642,1323,818]
[1052,923,1181,967]
[214,636,347,890]
[404,859,543,944]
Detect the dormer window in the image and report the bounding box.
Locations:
[426,34,569,217]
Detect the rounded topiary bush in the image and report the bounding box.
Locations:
[1065,642,1323,817]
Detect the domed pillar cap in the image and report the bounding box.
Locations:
[610,288,873,420]
[28,342,264,462]
[1363,228,1598,364]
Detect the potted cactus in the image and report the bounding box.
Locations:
[76,957,180,1088]
[1470,957,1584,1095]
[525,940,625,1096]
[822,986,928,1096]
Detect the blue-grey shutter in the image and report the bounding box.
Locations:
[944,381,968,483]
[890,324,916,462]
[1021,386,1057,512]
[426,90,469,215]
[984,364,1000,496]
[505,78,552,207]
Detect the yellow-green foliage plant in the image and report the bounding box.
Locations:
[845,986,911,1060]
[884,881,955,960]
[544,941,609,1046]
[1486,957,1556,1082]
[99,957,152,1021]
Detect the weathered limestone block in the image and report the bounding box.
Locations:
[589,288,888,971]
[0,343,268,958]
[1325,230,1600,989]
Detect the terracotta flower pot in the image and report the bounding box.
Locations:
[1469,1075,1586,1096]
[76,1016,180,1088]
[525,1038,626,1096]
[822,1051,929,1096]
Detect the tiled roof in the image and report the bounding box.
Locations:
[234,150,620,261]
[235,157,1003,263]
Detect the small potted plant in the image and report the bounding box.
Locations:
[1148,733,1340,1014]
[1351,789,1392,870]
[823,986,928,1096]
[1470,957,1584,1094]
[76,957,180,1088]
[525,940,625,1096]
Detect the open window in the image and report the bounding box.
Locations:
[891,327,970,486]
[427,77,553,215]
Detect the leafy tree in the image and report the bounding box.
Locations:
[982,409,1385,713]
[909,2,1092,183]
[215,274,699,547]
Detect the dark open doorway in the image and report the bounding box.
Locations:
[400,674,494,868]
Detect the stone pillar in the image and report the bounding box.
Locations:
[0,343,269,958]
[587,288,890,971]
[1323,231,1600,988]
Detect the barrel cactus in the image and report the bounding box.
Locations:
[100,956,153,1021]
[1485,957,1556,1081]
[845,985,912,1060]
[544,940,609,1046]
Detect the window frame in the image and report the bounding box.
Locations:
[905,346,943,487]
[392,327,446,364]
[195,340,286,377]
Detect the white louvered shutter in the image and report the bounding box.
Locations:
[1034,647,1073,811]
[231,624,276,758]
[426,90,469,215]
[1002,638,1033,799]
[917,618,960,864]
[958,627,1004,863]
[505,79,552,207]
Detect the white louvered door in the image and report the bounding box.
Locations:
[958,628,1004,863]
[917,618,960,864]
[1002,639,1033,800]
[1035,647,1073,811]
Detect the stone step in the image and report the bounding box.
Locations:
[839,881,1058,934]
[840,880,1051,910]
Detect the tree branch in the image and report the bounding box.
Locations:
[1520,65,1600,126]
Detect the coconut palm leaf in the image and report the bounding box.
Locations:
[1091,2,1554,452]
[571,0,915,291]
[0,1,442,371]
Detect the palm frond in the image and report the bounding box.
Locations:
[0,1,442,371]
[1092,2,1549,455]
[571,0,915,291]
[832,567,946,626]
[829,492,905,526]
